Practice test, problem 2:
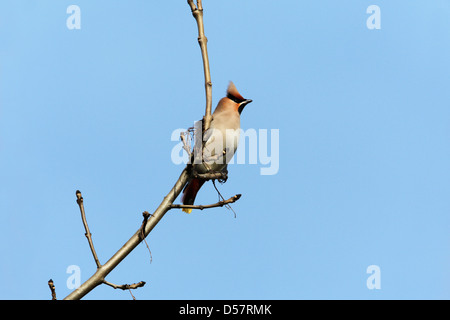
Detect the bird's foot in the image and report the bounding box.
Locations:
[192,169,228,183]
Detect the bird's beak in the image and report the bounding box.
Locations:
[238,99,252,114]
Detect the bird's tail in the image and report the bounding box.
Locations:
[181,178,205,213]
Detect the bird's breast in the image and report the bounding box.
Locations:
[193,113,241,174]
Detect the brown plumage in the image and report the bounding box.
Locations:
[181,81,252,213]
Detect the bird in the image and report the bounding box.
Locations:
[181,81,252,213]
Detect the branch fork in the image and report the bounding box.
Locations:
[62,190,147,299]
[57,1,243,300]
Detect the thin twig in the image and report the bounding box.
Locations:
[103,280,146,300]
[180,132,191,157]
[139,211,153,263]
[76,190,101,269]
[171,194,241,211]
[64,169,190,300]
[187,0,196,11]
[103,280,146,290]
[48,279,57,300]
[187,0,213,132]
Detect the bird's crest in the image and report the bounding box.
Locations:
[226,81,245,103]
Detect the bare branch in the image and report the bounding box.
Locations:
[171,194,241,211]
[103,280,146,300]
[64,169,190,300]
[180,131,192,157]
[187,0,196,11]
[187,0,213,132]
[48,279,57,300]
[103,280,146,290]
[76,190,101,269]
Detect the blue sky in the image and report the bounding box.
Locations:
[0,1,449,300]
